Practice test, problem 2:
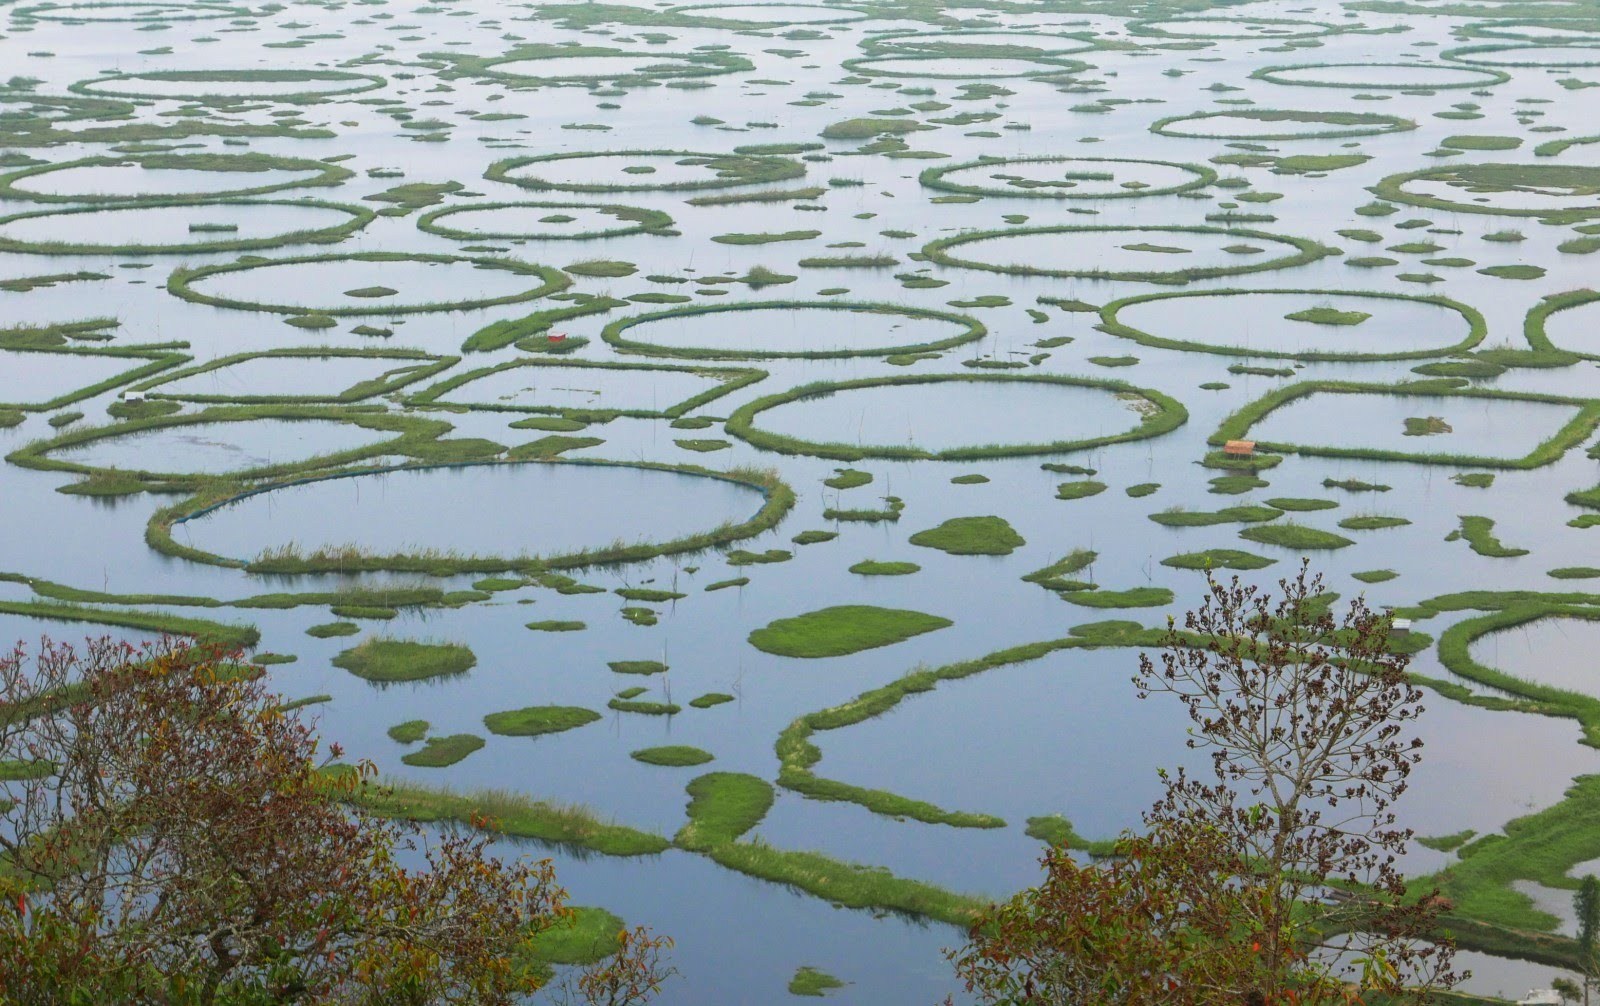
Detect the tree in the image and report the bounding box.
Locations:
[1555,976,1583,1006]
[0,636,673,1005]
[1575,875,1599,1006]
[951,564,1458,1005]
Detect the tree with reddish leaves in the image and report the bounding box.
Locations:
[0,636,673,1005]
[950,563,1459,1006]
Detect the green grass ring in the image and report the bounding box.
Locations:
[840,52,1090,79]
[1444,42,1600,67]
[920,224,1335,283]
[1250,62,1510,89]
[0,152,352,205]
[1525,289,1600,362]
[725,373,1187,462]
[133,348,459,404]
[1099,289,1487,362]
[405,357,766,419]
[152,457,796,576]
[1209,379,1600,469]
[12,1,248,20]
[860,28,1098,57]
[166,252,570,316]
[416,200,674,241]
[1369,163,1600,220]
[667,2,871,24]
[1126,15,1352,39]
[432,44,753,84]
[69,69,387,103]
[0,342,190,412]
[600,300,985,360]
[7,406,456,486]
[485,149,806,194]
[0,198,375,255]
[1150,109,1416,140]
[920,155,1216,200]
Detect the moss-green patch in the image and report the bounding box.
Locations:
[1060,586,1174,609]
[950,473,989,485]
[909,516,1025,555]
[1161,549,1277,571]
[1149,505,1282,527]
[727,549,792,566]
[675,438,730,453]
[690,693,735,709]
[307,621,360,638]
[344,778,668,857]
[920,155,1215,200]
[1024,815,1118,856]
[1239,522,1355,550]
[748,605,952,658]
[824,469,873,490]
[525,907,626,967]
[401,734,484,768]
[1264,497,1338,511]
[411,357,764,422]
[608,660,668,676]
[631,745,714,767]
[1449,515,1529,557]
[0,151,352,205]
[332,639,476,683]
[526,620,585,632]
[485,149,805,194]
[1549,568,1600,580]
[387,720,429,744]
[484,706,602,737]
[1055,480,1107,500]
[789,966,847,997]
[1480,264,1547,280]
[1372,163,1600,222]
[608,697,680,715]
[849,560,920,576]
[1352,569,1399,583]
[675,772,775,849]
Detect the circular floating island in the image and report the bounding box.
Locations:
[921,155,1215,200]
[71,69,386,102]
[725,374,1187,461]
[669,3,871,24]
[417,201,674,241]
[485,150,805,193]
[841,53,1089,78]
[443,45,753,84]
[0,199,374,255]
[1151,109,1416,140]
[1371,163,1600,219]
[601,301,985,359]
[1099,290,1486,362]
[167,252,568,316]
[0,152,351,204]
[1444,43,1600,67]
[1251,62,1509,90]
[12,1,251,20]
[1127,16,1351,39]
[920,225,1334,283]
[864,29,1097,55]
[168,459,793,575]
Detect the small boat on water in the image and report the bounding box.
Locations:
[1515,990,1564,1005]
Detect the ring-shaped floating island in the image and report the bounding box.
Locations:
[166,252,570,316]
[0,198,375,255]
[485,150,806,194]
[1126,16,1353,39]
[600,301,985,360]
[69,69,386,102]
[406,358,766,420]
[0,341,190,412]
[428,44,753,85]
[133,348,458,405]
[7,407,458,488]
[0,152,352,205]
[1443,43,1600,67]
[1209,380,1600,469]
[861,29,1098,56]
[920,224,1335,283]
[919,155,1216,200]
[1526,289,1600,362]
[667,2,871,24]
[1458,19,1600,43]
[0,92,135,132]
[1369,163,1600,220]
[1098,289,1487,362]
[11,1,251,20]
[1151,109,1416,140]
[416,201,675,241]
[725,373,1187,462]
[154,458,796,577]
[840,53,1090,78]
[1250,62,1510,90]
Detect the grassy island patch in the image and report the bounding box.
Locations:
[908,516,1025,555]
[484,706,602,737]
[748,605,952,658]
[332,639,476,683]
[631,745,714,767]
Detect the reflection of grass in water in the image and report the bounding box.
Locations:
[748,604,952,657]
[483,705,601,736]
[333,637,477,683]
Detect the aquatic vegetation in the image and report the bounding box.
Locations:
[483,706,601,737]
[631,746,714,767]
[788,967,846,997]
[0,151,352,204]
[1448,516,1529,557]
[387,720,429,744]
[401,734,484,768]
[849,560,920,576]
[1060,586,1174,609]
[332,638,477,683]
[909,516,1025,556]
[601,300,985,361]
[748,605,952,658]
[1239,523,1356,551]
[1160,549,1277,571]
